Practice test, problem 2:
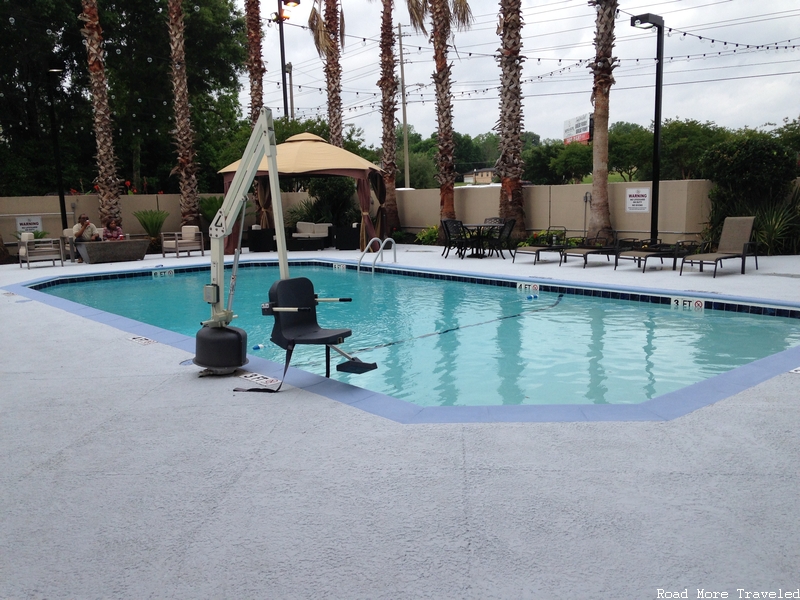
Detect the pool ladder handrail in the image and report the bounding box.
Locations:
[357,237,397,272]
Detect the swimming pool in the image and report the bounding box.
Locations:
[39,263,800,407]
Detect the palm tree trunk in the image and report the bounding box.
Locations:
[245,0,265,125]
[496,0,526,240]
[324,0,343,147]
[431,0,455,223]
[79,0,121,226]
[378,0,400,233]
[168,0,200,227]
[587,0,618,239]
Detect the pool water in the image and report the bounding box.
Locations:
[43,265,800,407]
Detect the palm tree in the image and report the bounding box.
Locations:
[168,0,200,227]
[308,0,344,147]
[495,0,526,239]
[406,0,472,228]
[372,0,400,233]
[245,0,265,125]
[587,0,618,238]
[78,0,122,225]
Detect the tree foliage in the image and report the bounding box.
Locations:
[551,142,593,183]
[521,140,566,185]
[700,136,799,255]
[608,121,651,181]
[660,118,730,180]
[1,0,246,196]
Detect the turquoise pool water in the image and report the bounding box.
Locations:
[42,265,800,407]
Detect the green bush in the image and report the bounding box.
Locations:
[305,176,360,227]
[199,196,224,224]
[13,230,49,240]
[286,198,332,228]
[415,225,439,245]
[700,137,799,255]
[390,230,417,244]
[133,209,169,238]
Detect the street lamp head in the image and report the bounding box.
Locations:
[48,56,65,73]
[283,0,299,7]
[631,13,664,29]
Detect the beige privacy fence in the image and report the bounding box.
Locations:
[1,180,712,250]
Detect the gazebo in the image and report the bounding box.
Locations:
[219,133,384,250]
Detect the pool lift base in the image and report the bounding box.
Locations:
[193,324,249,376]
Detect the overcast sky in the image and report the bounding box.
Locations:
[242,0,800,148]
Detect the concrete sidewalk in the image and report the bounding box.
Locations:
[1,247,799,598]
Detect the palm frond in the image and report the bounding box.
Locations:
[307,2,331,57]
[451,0,473,31]
[406,0,427,34]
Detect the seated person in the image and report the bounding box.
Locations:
[73,214,102,242]
[102,218,124,241]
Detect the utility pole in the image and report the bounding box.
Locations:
[286,62,294,119]
[398,23,410,188]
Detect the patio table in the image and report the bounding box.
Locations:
[462,223,500,258]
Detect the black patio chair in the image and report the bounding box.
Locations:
[486,218,516,259]
[441,219,471,259]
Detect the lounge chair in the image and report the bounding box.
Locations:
[680,216,758,277]
[560,231,624,268]
[615,239,700,273]
[441,219,471,259]
[161,225,204,258]
[513,226,567,264]
[261,277,376,386]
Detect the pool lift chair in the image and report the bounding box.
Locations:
[262,277,377,387]
[193,107,376,381]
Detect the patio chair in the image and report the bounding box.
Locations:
[486,218,516,259]
[483,217,505,225]
[513,226,567,265]
[18,232,64,269]
[261,277,376,389]
[559,230,621,268]
[441,219,471,259]
[161,225,204,258]
[615,239,699,273]
[679,216,758,277]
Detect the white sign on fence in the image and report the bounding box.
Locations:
[15,216,43,232]
[626,188,650,213]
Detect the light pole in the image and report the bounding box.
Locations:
[46,63,68,231]
[274,0,299,119]
[631,13,664,242]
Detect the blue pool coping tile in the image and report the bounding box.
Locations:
[6,259,800,424]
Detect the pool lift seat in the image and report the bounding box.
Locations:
[262,277,377,389]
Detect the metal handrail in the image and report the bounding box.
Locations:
[357,237,397,273]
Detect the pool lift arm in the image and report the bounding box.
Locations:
[193,107,289,374]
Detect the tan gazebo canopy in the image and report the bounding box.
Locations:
[218,133,382,250]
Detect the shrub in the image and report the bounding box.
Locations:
[415,225,439,245]
[700,137,799,255]
[199,196,224,224]
[133,210,169,239]
[306,176,360,227]
[390,229,416,244]
[13,230,49,240]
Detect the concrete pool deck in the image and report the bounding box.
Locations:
[2,246,799,598]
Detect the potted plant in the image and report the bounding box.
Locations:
[133,209,169,254]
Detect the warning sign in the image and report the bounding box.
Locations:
[626,188,650,213]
